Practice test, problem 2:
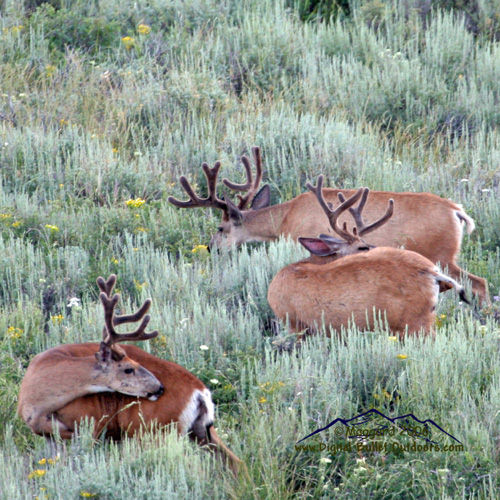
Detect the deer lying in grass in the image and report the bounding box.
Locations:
[267,177,470,338]
[18,275,164,436]
[18,275,242,475]
[168,147,489,304]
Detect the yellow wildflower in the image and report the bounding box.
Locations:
[59,118,68,126]
[135,226,148,232]
[11,221,21,227]
[11,25,24,34]
[0,213,12,219]
[47,455,60,465]
[396,354,408,360]
[125,197,146,208]
[45,224,59,232]
[111,257,119,264]
[258,397,267,404]
[121,36,135,50]
[80,492,96,498]
[137,24,151,35]
[51,314,63,324]
[7,326,23,339]
[112,147,118,153]
[45,64,57,77]
[192,244,209,254]
[38,458,47,465]
[28,469,46,479]
[134,279,147,291]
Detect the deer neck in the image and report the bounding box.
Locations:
[242,201,292,241]
[41,357,114,414]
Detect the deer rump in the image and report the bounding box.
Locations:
[268,247,453,337]
[51,343,211,441]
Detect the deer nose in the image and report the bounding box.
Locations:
[147,385,164,401]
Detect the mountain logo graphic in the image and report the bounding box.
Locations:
[297,408,461,444]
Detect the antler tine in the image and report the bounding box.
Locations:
[167,161,227,212]
[337,189,394,236]
[201,161,228,211]
[100,292,158,345]
[96,274,116,297]
[306,175,363,242]
[113,299,151,325]
[222,146,263,209]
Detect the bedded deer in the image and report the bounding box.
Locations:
[168,147,489,304]
[18,275,242,475]
[18,275,164,436]
[267,177,470,338]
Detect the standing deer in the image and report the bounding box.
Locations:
[266,177,470,338]
[18,275,242,475]
[168,147,489,304]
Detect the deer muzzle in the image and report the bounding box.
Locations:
[147,385,165,401]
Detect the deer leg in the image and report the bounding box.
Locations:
[29,411,73,438]
[206,425,245,478]
[188,418,243,477]
[445,262,490,306]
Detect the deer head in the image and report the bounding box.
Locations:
[299,176,394,260]
[168,147,271,248]
[95,274,164,400]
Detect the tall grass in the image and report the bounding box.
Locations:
[0,0,498,498]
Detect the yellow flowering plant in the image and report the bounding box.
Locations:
[121,36,135,50]
[137,24,151,35]
[125,198,146,208]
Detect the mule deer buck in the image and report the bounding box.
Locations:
[168,147,489,304]
[18,275,164,436]
[267,177,470,338]
[19,275,242,475]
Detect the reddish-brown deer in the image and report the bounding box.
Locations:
[18,274,164,436]
[267,177,470,338]
[18,275,242,475]
[168,147,488,304]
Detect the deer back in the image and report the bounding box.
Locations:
[278,190,463,261]
[268,247,448,337]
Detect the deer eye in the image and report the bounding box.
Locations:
[124,368,135,374]
[217,226,224,232]
[358,246,370,251]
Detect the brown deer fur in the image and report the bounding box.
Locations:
[44,344,242,475]
[215,189,487,304]
[267,246,466,338]
[169,148,489,304]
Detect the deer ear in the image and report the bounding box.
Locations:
[298,237,338,256]
[95,342,112,364]
[250,185,271,210]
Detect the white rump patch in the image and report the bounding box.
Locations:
[178,388,215,434]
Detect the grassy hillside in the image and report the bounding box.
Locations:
[0,0,499,498]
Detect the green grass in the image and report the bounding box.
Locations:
[0,0,499,498]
